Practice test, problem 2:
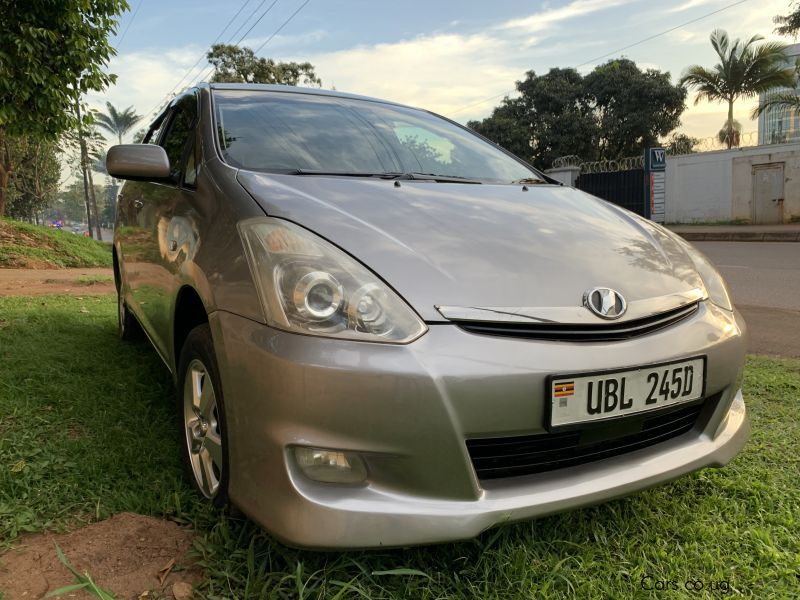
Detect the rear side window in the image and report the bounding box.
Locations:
[213,90,539,183]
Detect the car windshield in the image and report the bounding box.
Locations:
[212,89,541,184]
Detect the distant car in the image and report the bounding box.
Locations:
[108,83,749,549]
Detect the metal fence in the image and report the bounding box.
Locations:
[575,168,647,216]
[552,155,649,217]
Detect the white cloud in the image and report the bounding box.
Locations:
[306,33,521,120]
[241,29,328,51]
[669,0,722,13]
[499,0,636,32]
[84,45,207,143]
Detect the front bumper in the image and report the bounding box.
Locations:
[210,302,749,548]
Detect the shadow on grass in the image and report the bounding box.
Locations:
[1,295,798,598]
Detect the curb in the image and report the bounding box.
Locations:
[673,231,800,242]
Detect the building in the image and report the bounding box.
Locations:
[758,43,800,145]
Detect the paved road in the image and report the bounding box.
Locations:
[695,242,800,358]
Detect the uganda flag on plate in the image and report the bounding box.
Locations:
[553,381,574,398]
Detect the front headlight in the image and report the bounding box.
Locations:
[239,217,427,343]
[687,247,733,311]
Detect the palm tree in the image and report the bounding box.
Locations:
[680,30,795,149]
[752,90,800,118]
[93,102,142,145]
[717,119,742,147]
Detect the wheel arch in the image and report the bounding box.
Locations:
[174,285,210,371]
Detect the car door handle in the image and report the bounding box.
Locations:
[133,199,144,210]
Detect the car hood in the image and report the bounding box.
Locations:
[237,171,704,322]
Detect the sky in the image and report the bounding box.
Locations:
[91,0,797,150]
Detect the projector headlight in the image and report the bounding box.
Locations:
[239,217,427,343]
[686,246,733,311]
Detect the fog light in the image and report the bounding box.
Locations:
[293,447,368,484]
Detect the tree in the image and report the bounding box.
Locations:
[61,112,107,238]
[206,44,322,86]
[4,136,60,221]
[468,98,535,164]
[664,133,700,155]
[717,119,742,147]
[469,68,599,168]
[50,182,104,224]
[585,59,686,159]
[774,1,800,37]
[468,61,685,169]
[0,0,128,217]
[94,102,142,145]
[680,30,795,149]
[753,90,800,118]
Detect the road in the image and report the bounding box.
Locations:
[695,242,800,358]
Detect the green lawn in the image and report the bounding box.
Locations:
[0,219,112,268]
[0,294,798,599]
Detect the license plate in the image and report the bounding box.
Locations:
[548,357,706,428]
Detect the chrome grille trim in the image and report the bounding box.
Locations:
[436,288,706,325]
[453,301,700,342]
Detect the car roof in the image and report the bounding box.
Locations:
[200,82,413,110]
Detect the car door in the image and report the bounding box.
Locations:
[124,91,200,363]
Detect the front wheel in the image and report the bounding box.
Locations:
[177,324,230,507]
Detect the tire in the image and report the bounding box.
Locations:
[177,324,230,507]
[117,288,143,341]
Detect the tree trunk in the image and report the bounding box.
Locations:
[76,103,95,237]
[726,100,734,150]
[0,127,13,218]
[87,165,102,240]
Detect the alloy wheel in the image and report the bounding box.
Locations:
[183,358,223,498]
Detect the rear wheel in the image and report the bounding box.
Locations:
[117,288,143,341]
[177,324,230,507]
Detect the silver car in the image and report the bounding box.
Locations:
[108,83,749,549]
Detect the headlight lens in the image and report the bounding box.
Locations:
[688,247,733,311]
[239,217,427,343]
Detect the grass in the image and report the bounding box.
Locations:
[0,218,112,268]
[0,294,798,598]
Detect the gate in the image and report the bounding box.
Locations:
[554,155,649,217]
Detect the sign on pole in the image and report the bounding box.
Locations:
[645,147,666,223]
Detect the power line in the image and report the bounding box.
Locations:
[160,0,253,102]
[140,0,254,122]
[233,0,280,47]
[115,0,143,51]
[446,0,752,117]
[574,0,750,68]
[191,0,285,86]
[252,0,311,55]
[226,0,269,43]
[192,0,311,87]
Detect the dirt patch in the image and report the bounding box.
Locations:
[0,512,199,599]
[0,268,115,296]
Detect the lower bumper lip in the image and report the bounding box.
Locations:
[277,390,748,549]
[211,301,747,548]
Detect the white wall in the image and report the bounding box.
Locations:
[665,143,800,223]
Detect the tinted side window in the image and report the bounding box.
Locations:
[160,94,198,183]
[143,116,167,145]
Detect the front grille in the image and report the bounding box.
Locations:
[466,394,718,480]
[455,302,699,342]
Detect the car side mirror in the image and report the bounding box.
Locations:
[106,144,171,181]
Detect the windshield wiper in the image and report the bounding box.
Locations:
[288,169,392,178]
[511,177,547,184]
[396,172,483,184]
[287,169,483,183]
